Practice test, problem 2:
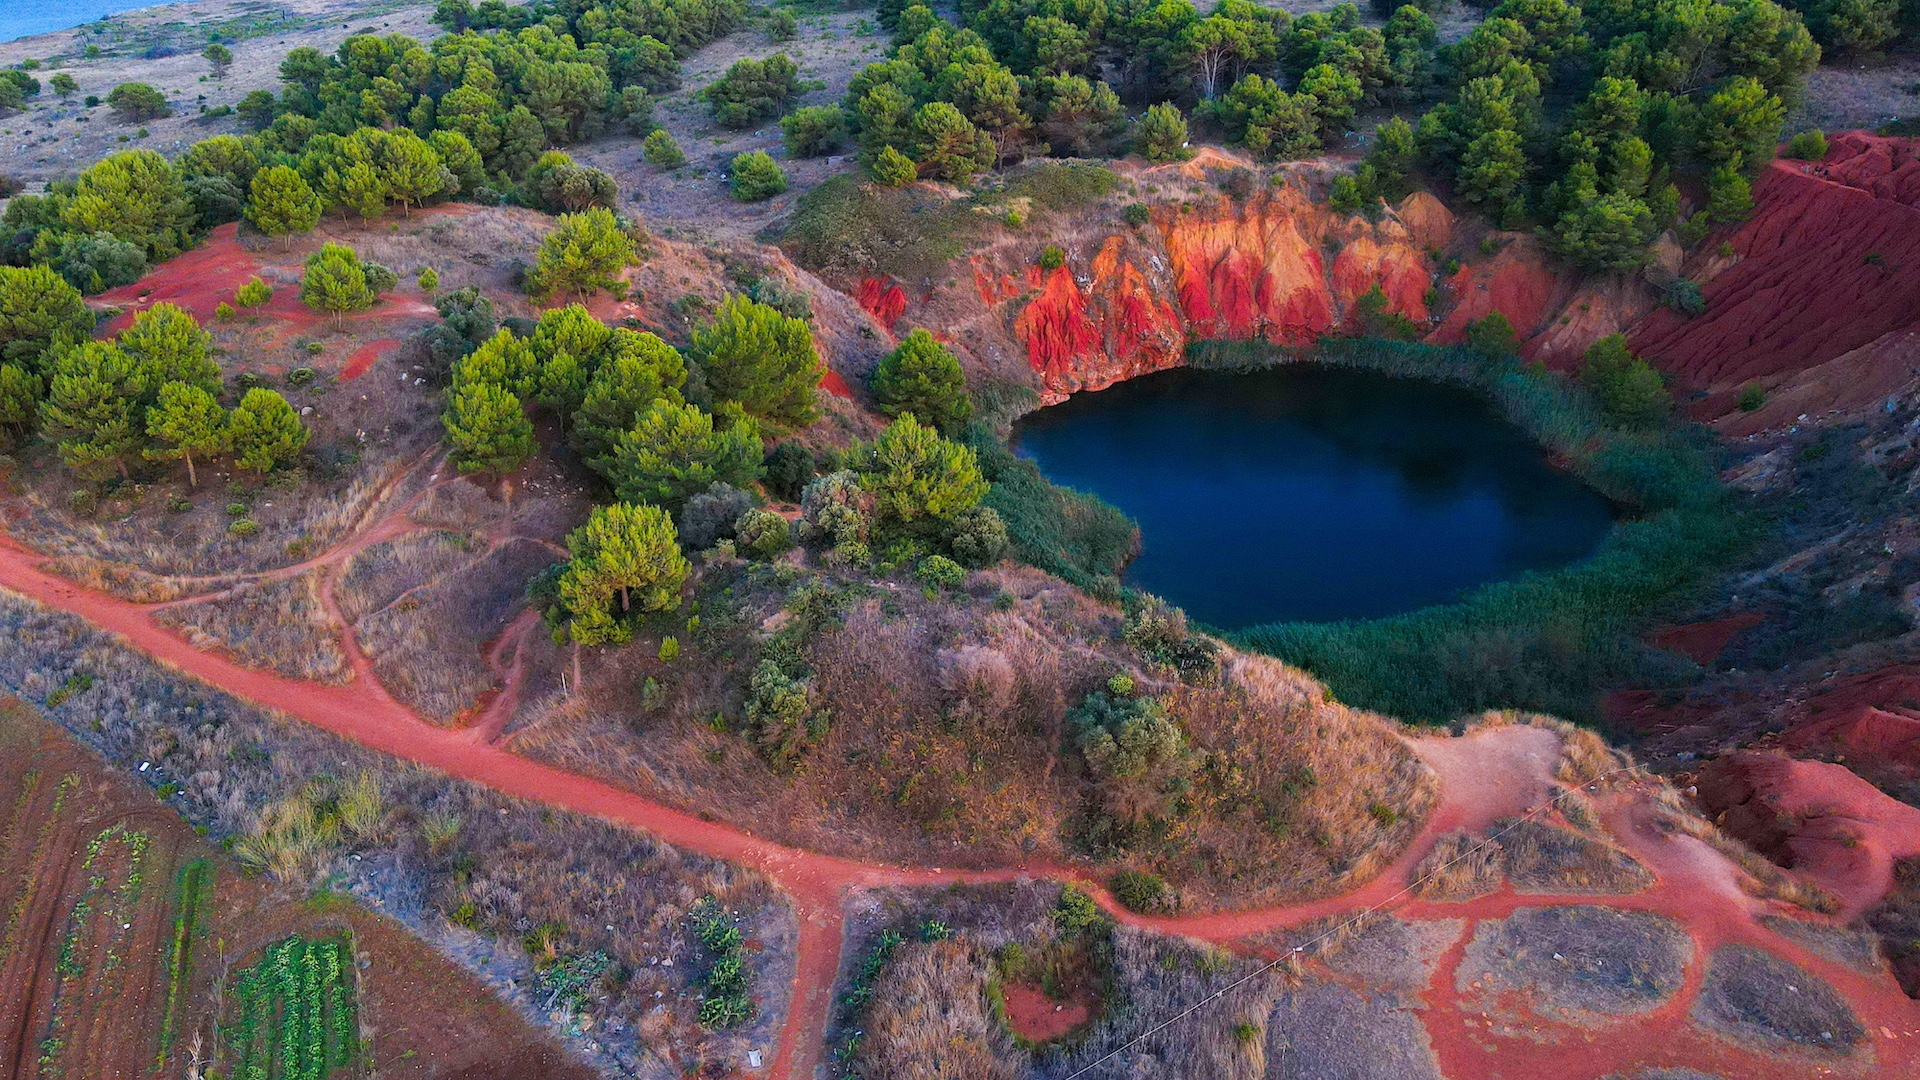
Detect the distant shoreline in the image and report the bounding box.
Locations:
[1,0,209,46]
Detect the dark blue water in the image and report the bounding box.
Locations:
[1011,365,1617,629]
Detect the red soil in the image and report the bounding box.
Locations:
[1426,238,1563,346]
[998,981,1092,1043]
[1013,264,1105,399]
[1782,705,1920,776]
[1158,195,1335,343]
[854,275,908,329]
[341,337,399,380]
[819,367,853,399]
[1652,611,1767,666]
[1696,750,1920,919]
[3,466,1918,1079]
[96,222,267,331]
[1630,132,1920,398]
[1329,234,1431,322]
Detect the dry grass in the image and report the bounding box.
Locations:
[151,570,348,683]
[357,537,557,721]
[1497,819,1655,895]
[856,938,1023,1080]
[335,529,484,623]
[410,479,503,532]
[1458,905,1691,1021]
[16,450,427,578]
[1411,831,1505,901]
[38,556,232,602]
[514,561,1436,905]
[1691,944,1866,1052]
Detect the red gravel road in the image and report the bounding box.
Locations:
[1,499,1917,1079]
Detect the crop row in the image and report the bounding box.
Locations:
[225,934,358,1080]
[41,823,150,1077]
[156,857,213,1068]
[0,771,77,962]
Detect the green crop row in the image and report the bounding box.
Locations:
[156,858,213,1068]
[690,897,753,1030]
[224,934,357,1080]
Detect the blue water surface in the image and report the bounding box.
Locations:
[1010,364,1618,629]
[2,1,201,43]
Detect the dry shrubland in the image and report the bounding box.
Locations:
[357,537,559,721]
[335,529,485,623]
[856,939,1024,1080]
[1411,830,1505,901]
[151,570,349,683]
[514,561,1436,904]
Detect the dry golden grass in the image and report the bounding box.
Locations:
[151,570,348,683]
[40,556,227,602]
[357,537,557,721]
[513,562,1435,906]
[335,529,484,623]
[1647,785,1841,913]
[410,478,503,531]
[856,939,1022,1080]
[1411,831,1504,901]
[1497,819,1655,894]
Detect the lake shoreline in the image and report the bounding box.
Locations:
[2,0,211,46]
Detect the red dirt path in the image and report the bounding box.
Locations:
[0,466,1916,1078]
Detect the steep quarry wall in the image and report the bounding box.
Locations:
[1631,132,1920,420]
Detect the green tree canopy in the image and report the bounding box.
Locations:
[228,387,309,472]
[63,150,195,262]
[871,328,971,435]
[118,302,218,394]
[608,399,764,510]
[1581,333,1669,427]
[38,342,145,478]
[0,265,91,371]
[526,208,637,301]
[729,150,789,202]
[688,294,821,428]
[145,381,227,487]
[301,242,378,329]
[444,380,536,475]
[572,331,689,470]
[106,82,170,120]
[453,328,540,398]
[911,101,995,185]
[1137,102,1191,162]
[557,502,690,645]
[848,414,987,540]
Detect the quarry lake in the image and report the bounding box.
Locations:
[1011,364,1618,629]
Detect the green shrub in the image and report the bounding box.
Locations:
[915,554,965,588]
[235,276,272,307]
[658,636,680,661]
[1737,382,1766,412]
[643,129,686,168]
[735,508,794,559]
[1110,869,1175,914]
[1785,129,1828,160]
[1038,244,1065,271]
[417,266,438,292]
[106,81,169,120]
[702,53,798,129]
[871,144,918,187]
[729,151,788,202]
[781,105,847,158]
[1123,203,1151,226]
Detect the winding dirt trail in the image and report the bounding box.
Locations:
[1,485,1916,1080]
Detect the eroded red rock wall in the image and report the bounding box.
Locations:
[1630,132,1920,391]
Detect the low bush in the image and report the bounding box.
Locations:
[729,151,788,202]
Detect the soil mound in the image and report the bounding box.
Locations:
[1693,750,1920,916]
[1629,132,1920,406]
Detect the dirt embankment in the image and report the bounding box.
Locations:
[1631,132,1920,429]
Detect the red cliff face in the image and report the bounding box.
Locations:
[1426,238,1563,347]
[1630,132,1920,394]
[989,189,1452,401]
[855,275,908,330]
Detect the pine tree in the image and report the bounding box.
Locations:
[526,208,637,301]
[246,165,323,239]
[571,331,688,469]
[375,128,446,214]
[118,302,218,394]
[870,328,971,435]
[0,363,43,442]
[227,387,309,471]
[0,265,92,370]
[871,144,918,186]
[608,399,763,510]
[301,243,376,330]
[39,342,145,478]
[144,380,227,487]
[848,414,987,541]
[444,380,535,476]
[687,294,822,428]
[556,502,689,645]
